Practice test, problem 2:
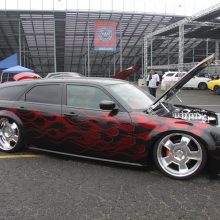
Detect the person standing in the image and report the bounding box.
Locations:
[146,69,160,97]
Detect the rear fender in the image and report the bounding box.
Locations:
[0,110,24,130]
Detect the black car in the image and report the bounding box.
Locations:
[0,55,220,179]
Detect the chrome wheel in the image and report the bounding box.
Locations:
[0,118,19,151]
[155,133,205,179]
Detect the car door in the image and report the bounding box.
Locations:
[185,76,196,88]
[168,73,178,88]
[162,73,175,90]
[61,83,139,162]
[13,83,63,147]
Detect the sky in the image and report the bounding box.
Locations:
[0,0,219,16]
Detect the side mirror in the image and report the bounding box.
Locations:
[100,100,116,111]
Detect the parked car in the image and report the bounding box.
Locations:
[13,72,41,81]
[0,55,219,180]
[208,79,220,95]
[0,72,41,83]
[161,71,210,90]
[112,65,140,80]
[45,72,83,78]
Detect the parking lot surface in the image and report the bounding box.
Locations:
[0,90,220,220]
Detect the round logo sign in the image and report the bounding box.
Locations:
[98,28,113,42]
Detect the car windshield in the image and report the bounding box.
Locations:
[108,83,156,110]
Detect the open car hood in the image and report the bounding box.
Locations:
[147,54,215,112]
[112,65,140,80]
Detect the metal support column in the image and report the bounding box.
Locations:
[87,21,90,77]
[192,47,195,62]
[84,54,87,76]
[53,20,57,72]
[142,45,144,76]
[120,23,123,71]
[215,40,219,60]
[150,37,153,67]
[206,39,209,57]
[113,54,116,75]
[167,38,170,70]
[27,54,29,68]
[178,25,184,72]
[23,39,26,66]
[18,19,21,65]
[144,36,148,79]
[108,61,111,77]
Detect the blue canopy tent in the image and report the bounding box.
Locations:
[3,65,33,73]
[0,54,18,70]
[1,65,33,83]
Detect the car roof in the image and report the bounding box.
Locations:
[0,77,125,88]
[164,71,187,74]
[46,72,83,77]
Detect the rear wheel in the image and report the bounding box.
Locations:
[214,86,220,95]
[0,118,23,152]
[198,82,207,90]
[153,133,206,180]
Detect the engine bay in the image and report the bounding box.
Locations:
[151,103,218,126]
[170,104,218,125]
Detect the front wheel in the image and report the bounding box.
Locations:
[198,82,207,90]
[153,133,207,180]
[0,118,23,152]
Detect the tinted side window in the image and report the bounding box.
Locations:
[26,84,60,105]
[0,85,26,101]
[66,85,111,109]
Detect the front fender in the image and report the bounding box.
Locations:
[149,119,217,151]
[150,128,216,151]
[131,113,217,151]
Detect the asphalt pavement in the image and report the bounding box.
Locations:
[0,89,220,220]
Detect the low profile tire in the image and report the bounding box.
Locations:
[214,86,220,95]
[153,133,207,180]
[198,82,207,90]
[0,118,23,152]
